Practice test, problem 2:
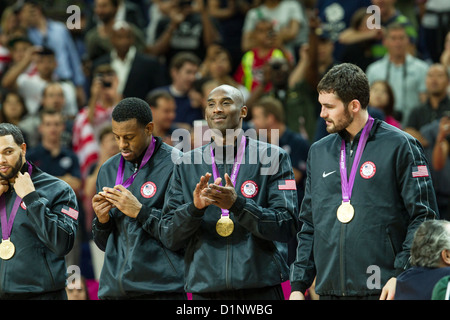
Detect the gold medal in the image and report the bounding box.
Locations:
[216,216,234,237]
[0,238,15,260]
[337,201,354,223]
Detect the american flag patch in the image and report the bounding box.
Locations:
[412,165,429,178]
[61,205,79,220]
[278,179,297,190]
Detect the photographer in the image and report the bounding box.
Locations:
[72,64,121,179]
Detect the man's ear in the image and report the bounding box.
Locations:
[20,142,27,158]
[349,99,362,113]
[240,105,248,119]
[442,249,450,266]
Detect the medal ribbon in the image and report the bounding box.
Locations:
[115,137,156,188]
[210,135,246,217]
[0,162,33,241]
[339,116,374,203]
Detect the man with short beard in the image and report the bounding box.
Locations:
[289,63,439,300]
[0,123,78,299]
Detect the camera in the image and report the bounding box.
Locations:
[100,78,112,88]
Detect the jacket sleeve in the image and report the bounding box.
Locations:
[395,135,439,272]
[91,165,113,251]
[159,162,205,251]
[230,150,299,242]
[289,150,316,294]
[22,182,78,257]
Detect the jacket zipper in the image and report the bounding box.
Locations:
[118,220,129,296]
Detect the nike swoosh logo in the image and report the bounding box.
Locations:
[322,170,336,178]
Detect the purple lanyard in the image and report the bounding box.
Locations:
[0,162,33,240]
[115,137,156,188]
[210,135,246,216]
[339,116,374,203]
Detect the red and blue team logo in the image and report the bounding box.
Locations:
[241,180,258,198]
[141,181,157,198]
[360,161,376,179]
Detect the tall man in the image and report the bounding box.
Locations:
[289,63,439,300]
[160,84,298,299]
[91,97,185,299]
[0,123,78,299]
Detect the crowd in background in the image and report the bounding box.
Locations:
[0,0,449,299]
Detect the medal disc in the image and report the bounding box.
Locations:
[216,216,234,237]
[337,202,354,223]
[0,239,15,260]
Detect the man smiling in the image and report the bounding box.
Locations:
[160,84,298,299]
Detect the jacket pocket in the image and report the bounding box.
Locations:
[386,227,397,258]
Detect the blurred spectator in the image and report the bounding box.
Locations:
[151,51,203,129]
[420,115,450,221]
[235,18,288,93]
[405,64,450,147]
[3,47,78,119]
[207,0,258,72]
[251,95,309,204]
[241,0,308,60]
[395,220,450,300]
[1,35,35,87]
[93,20,168,100]
[251,95,309,266]
[369,0,418,58]
[338,7,381,71]
[419,0,450,63]
[146,0,172,47]
[152,0,220,63]
[85,0,146,62]
[27,109,82,196]
[18,0,86,107]
[146,89,177,145]
[315,0,372,60]
[366,23,428,126]
[369,80,401,129]
[200,44,249,101]
[0,90,36,146]
[40,82,75,148]
[72,64,121,178]
[288,16,338,142]
[0,5,20,75]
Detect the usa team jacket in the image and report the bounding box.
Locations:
[92,137,185,298]
[0,162,78,297]
[159,137,299,293]
[290,119,439,297]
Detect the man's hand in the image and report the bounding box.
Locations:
[13,171,35,199]
[193,173,213,210]
[289,291,306,300]
[98,185,142,218]
[92,193,113,224]
[201,173,237,210]
[0,180,9,196]
[379,277,396,300]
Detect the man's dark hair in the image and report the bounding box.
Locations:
[0,123,25,145]
[146,89,174,108]
[112,97,153,127]
[169,51,201,70]
[317,63,370,109]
